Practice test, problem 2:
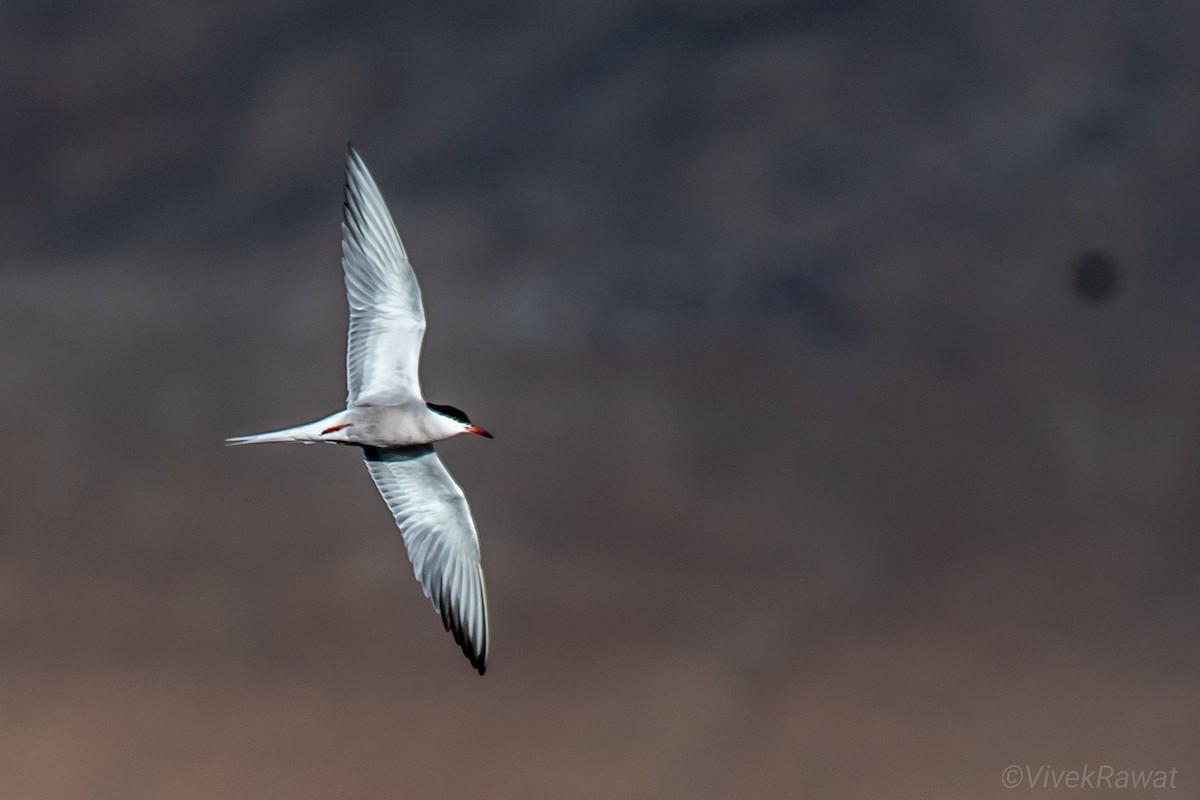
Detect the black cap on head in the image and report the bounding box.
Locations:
[426,403,471,425]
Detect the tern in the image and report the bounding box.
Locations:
[227,145,493,674]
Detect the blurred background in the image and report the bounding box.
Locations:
[3,1,1199,797]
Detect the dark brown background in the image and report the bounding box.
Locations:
[3,1,1199,797]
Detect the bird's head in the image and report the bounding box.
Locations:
[427,402,493,438]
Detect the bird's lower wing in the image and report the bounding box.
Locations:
[362,444,489,674]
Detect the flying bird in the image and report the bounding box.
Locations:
[227,145,493,674]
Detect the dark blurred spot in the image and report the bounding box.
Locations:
[758,268,859,345]
[1068,111,1125,154]
[1071,252,1122,304]
[11,2,80,35]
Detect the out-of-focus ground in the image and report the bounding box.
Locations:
[3,1,1200,797]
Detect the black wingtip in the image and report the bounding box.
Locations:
[438,585,488,675]
[431,614,487,673]
[470,644,488,675]
[452,623,488,675]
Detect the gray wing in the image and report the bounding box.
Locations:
[363,444,489,674]
[342,145,426,406]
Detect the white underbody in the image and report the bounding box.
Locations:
[226,401,469,448]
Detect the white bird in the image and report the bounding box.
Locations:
[227,145,493,674]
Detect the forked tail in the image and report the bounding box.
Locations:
[225,428,309,446]
[225,413,347,446]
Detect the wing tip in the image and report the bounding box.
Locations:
[467,636,489,675]
[343,144,366,197]
[439,584,490,676]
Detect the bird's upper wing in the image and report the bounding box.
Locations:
[363,444,490,674]
[342,145,425,406]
